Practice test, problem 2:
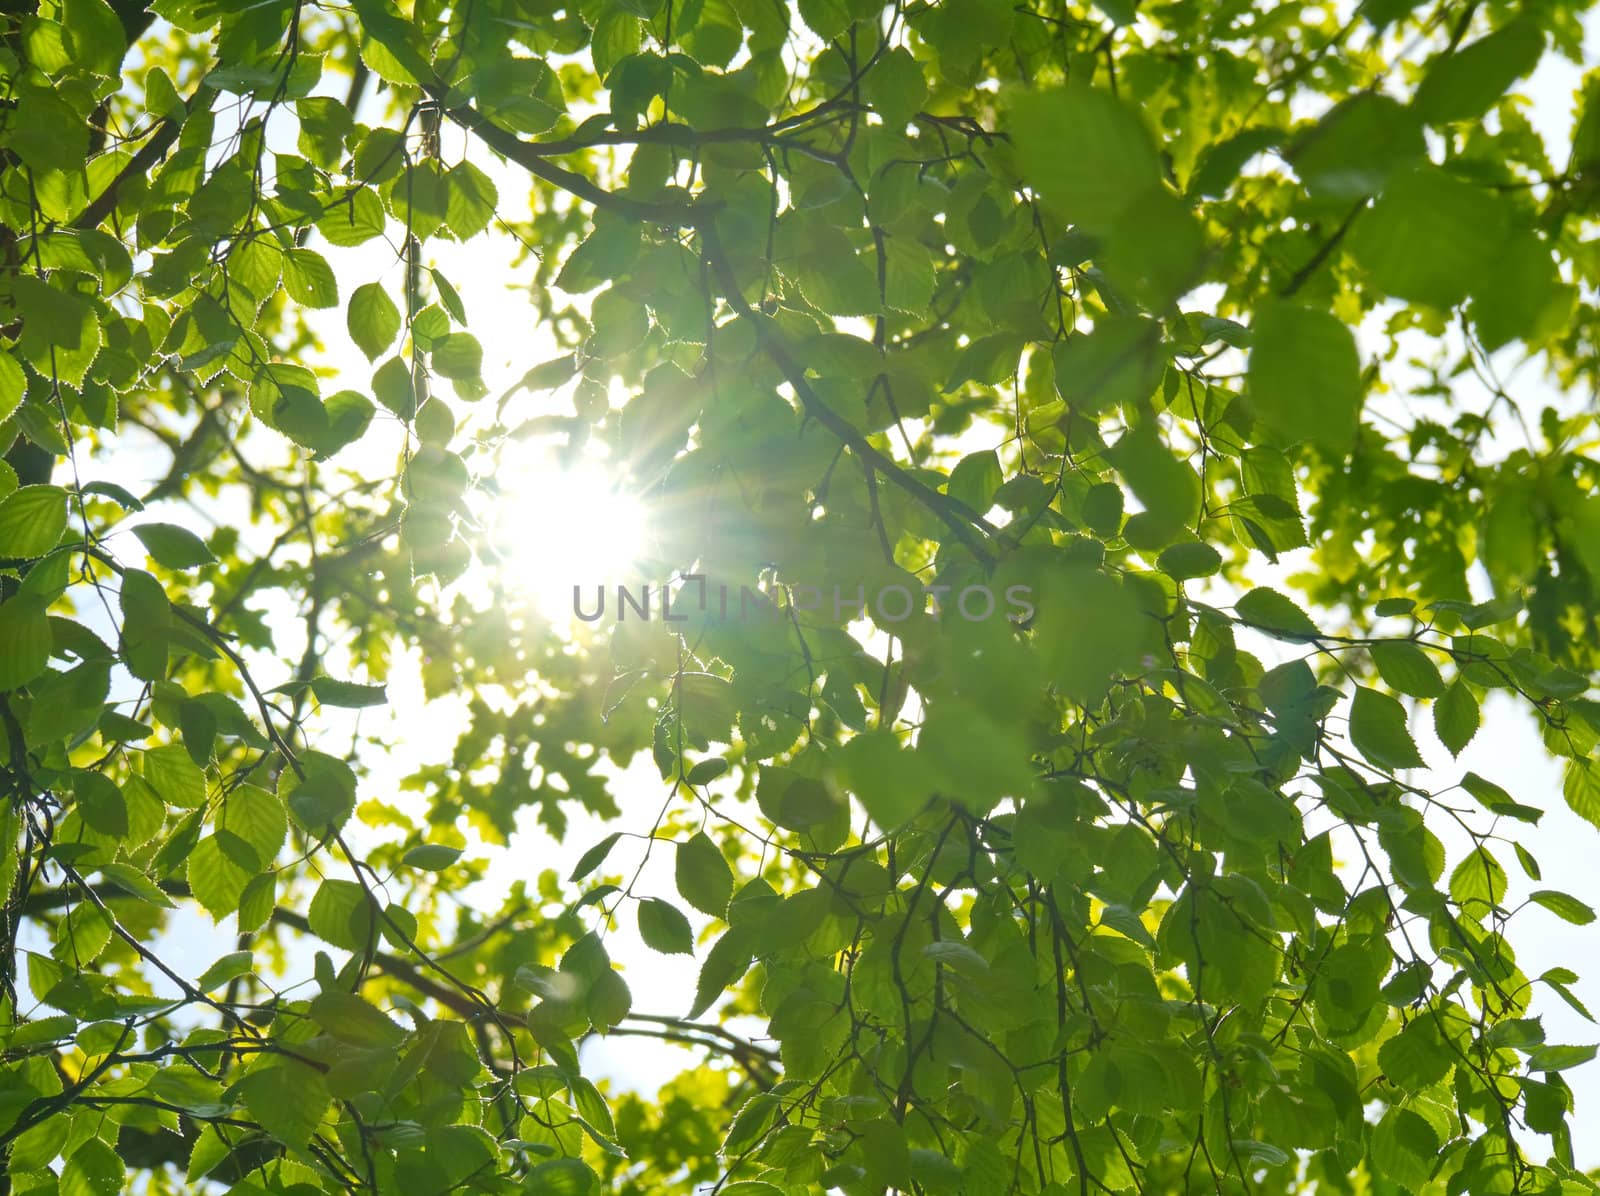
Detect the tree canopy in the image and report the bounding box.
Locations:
[5,0,1600,1192]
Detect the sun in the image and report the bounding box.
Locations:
[487,443,651,621]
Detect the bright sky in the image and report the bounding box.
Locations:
[18,7,1600,1175]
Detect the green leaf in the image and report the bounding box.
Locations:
[568,1075,617,1145]
[318,188,388,246]
[196,950,254,990]
[72,771,127,836]
[296,95,354,167]
[638,897,694,955]
[795,0,848,41]
[7,273,100,388]
[0,595,52,692]
[152,808,203,879]
[0,350,26,423]
[430,332,483,380]
[8,86,89,178]
[723,1096,779,1156]
[310,990,407,1046]
[1235,587,1320,641]
[1371,641,1445,699]
[186,836,251,920]
[1469,229,1574,351]
[1563,758,1600,831]
[1008,87,1162,230]
[186,1125,232,1183]
[347,282,401,360]
[1247,303,1362,451]
[688,924,754,1019]
[283,248,339,308]
[444,162,498,240]
[178,698,219,754]
[1462,771,1542,823]
[1030,564,1148,705]
[1101,187,1204,307]
[921,940,990,974]
[16,401,73,456]
[145,744,206,808]
[835,730,938,829]
[863,47,927,129]
[1433,682,1479,756]
[428,269,467,325]
[283,750,358,831]
[1089,0,1135,22]
[676,831,733,918]
[118,568,170,681]
[1053,318,1161,416]
[1377,1018,1452,1091]
[319,390,376,457]
[61,0,125,79]
[1108,423,1201,542]
[1411,19,1544,126]
[227,871,269,933]
[310,676,388,707]
[132,522,216,569]
[684,757,729,785]
[528,1159,600,1195]
[372,356,417,420]
[351,0,435,84]
[587,967,632,1030]
[1157,541,1222,581]
[308,878,373,951]
[27,657,109,745]
[60,1137,122,1196]
[1487,1017,1545,1052]
[0,485,70,559]
[570,832,622,882]
[946,450,1002,514]
[1448,845,1506,908]
[1530,889,1596,925]
[402,843,462,870]
[1349,165,1508,308]
[475,55,566,135]
[1370,1106,1439,1193]
[239,1061,330,1149]
[1288,93,1423,199]
[1350,686,1425,771]
[1514,840,1541,881]
[1542,971,1595,1023]
[1525,1043,1598,1073]
[219,783,286,869]
[98,862,176,908]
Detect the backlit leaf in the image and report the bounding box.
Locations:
[1350,686,1425,771]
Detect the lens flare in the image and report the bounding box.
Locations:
[489,445,649,620]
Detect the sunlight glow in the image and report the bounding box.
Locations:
[489,445,651,621]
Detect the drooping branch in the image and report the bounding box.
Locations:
[698,222,1002,567]
[15,881,781,1087]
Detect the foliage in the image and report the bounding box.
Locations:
[4,0,1600,1193]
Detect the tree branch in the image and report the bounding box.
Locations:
[699,222,1001,567]
[74,70,216,232]
[430,94,702,227]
